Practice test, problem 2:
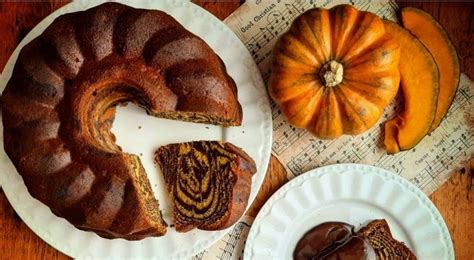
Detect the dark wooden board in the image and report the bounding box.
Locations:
[0,1,472,259]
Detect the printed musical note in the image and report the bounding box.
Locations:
[192,251,205,260]
[218,221,251,260]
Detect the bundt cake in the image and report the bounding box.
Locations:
[1,2,243,240]
[154,141,256,232]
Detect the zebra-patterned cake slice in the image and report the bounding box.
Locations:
[155,141,256,232]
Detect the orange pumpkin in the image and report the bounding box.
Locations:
[269,5,400,139]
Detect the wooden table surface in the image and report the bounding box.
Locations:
[0,1,472,259]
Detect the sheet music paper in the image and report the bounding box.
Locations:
[192,216,253,259]
[193,0,473,258]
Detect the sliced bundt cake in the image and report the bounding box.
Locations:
[154,141,256,232]
[2,2,242,240]
[357,219,417,259]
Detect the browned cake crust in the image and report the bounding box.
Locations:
[154,141,256,232]
[1,2,242,240]
[357,219,417,260]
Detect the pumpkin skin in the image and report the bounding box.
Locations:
[401,7,460,130]
[269,5,400,139]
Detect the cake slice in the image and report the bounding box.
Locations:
[357,219,417,259]
[154,141,256,232]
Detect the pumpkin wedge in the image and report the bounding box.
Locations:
[383,21,439,153]
[401,7,461,130]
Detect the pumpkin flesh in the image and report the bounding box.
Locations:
[269,5,400,139]
[383,21,440,153]
[401,7,461,130]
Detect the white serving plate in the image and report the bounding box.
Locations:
[0,0,272,258]
[244,164,454,259]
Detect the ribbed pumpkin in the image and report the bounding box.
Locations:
[269,5,401,139]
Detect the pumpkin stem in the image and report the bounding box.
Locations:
[320,60,343,87]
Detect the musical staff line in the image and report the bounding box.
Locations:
[218,221,250,260]
[192,251,205,260]
[446,87,471,117]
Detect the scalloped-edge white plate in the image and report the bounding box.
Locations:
[244,164,454,260]
[0,0,272,259]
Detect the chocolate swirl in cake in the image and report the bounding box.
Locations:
[155,141,256,232]
[357,219,417,260]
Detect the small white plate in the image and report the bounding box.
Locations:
[0,0,272,259]
[244,164,454,259]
